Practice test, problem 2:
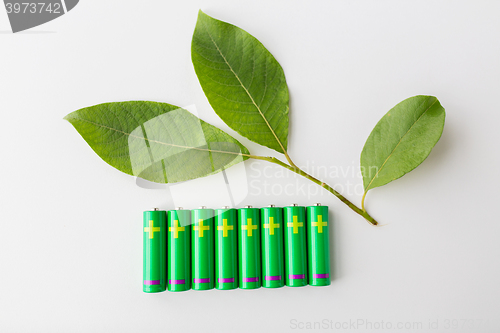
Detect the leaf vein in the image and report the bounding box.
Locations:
[365,98,439,191]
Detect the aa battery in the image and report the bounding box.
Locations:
[143,209,167,293]
[261,205,284,288]
[283,205,308,287]
[215,207,238,290]
[307,204,331,286]
[191,207,215,290]
[238,206,261,289]
[167,208,191,292]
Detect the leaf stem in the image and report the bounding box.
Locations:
[251,155,379,226]
[284,152,298,169]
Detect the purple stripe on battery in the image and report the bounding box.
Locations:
[243,277,259,282]
[289,274,305,279]
[313,273,330,279]
[193,278,211,283]
[169,279,186,285]
[218,278,235,283]
[265,275,282,281]
[144,280,160,285]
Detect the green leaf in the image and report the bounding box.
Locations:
[191,10,289,154]
[360,95,446,194]
[64,101,250,183]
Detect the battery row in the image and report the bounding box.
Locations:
[143,204,330,292]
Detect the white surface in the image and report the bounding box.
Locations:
[1,1,499,332]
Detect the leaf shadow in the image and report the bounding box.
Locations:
[287,89,296,148]
[363,112,456,221]
[0,30,56,34]
[420,117,455,170]
[392,114,455,186]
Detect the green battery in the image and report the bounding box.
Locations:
[283,204,308,287]
[167,208,191,292]
[261,205,284,288]
[143,208,167,293]
[238,206,261,289]
[215,207,238,290]
[191,207,215,290]
[307,204,331,286]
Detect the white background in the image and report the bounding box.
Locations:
[1,1,499,332]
